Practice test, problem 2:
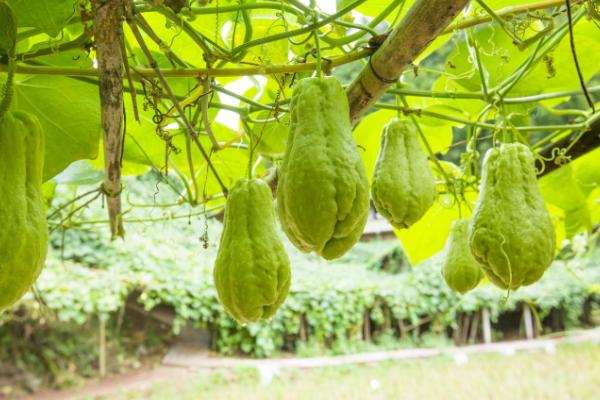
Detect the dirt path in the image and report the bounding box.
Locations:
[25,328,600,400]
[22,365,192,400]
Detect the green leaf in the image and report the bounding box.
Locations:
[120,108,164,173]
[540,165,588,211]
[539,165,592,238]
[430,77,488,120]
[564,207,592,238]
[514,20,600,95]
[234,16,289,65]
[353,110,396,181]
[14,75,101,181]
[439,25,532,93]
[573,149,600,230]
[342,0,401,22]
[417,105,459,155]
[52,160,103,185]
[336,0,390,17]
[7,0,76,37]
[131,10,239,68]
[587,187,600,228]
[394,192,477,265]
[253,113,289,157]
[0,1,17,56]
[573,149,600,197]
[117,102,254,201]
[540,147,600,236]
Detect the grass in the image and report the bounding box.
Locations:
[109,342,600,400]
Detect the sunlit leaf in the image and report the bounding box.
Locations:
[52,160,104,185]
[395,191,477,265]
[7,0,75,37]
[14,75,101,181]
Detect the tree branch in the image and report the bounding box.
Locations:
[346,0,470,123]
[92,0,126,239]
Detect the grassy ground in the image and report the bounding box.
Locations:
[103,343,600,400]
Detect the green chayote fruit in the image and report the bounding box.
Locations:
[469,143,556,290]
[214,178,291,324]
[277,77,369,260]
[442,218,482,294]
[0,1,17,57]
[371,119,436,229]
[0,111,48,311]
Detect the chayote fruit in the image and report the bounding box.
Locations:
[277,77,369,260]
[469,143,556,290]
[442,218,482,294]
[214,178,291,323]
[0,111,48,311]
[371,119,436,229]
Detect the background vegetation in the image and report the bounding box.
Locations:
[1,175,598,391]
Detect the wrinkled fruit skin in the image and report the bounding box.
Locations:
[442,218,482,294]
[371,119,437,229]
[277,77,369,260]
[0,111,48,311]
[214,178,291,324]
[469,143,555,290]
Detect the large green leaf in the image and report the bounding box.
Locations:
[539,165,592,238]
[573,148,600,197]
[252,113,289,157]
[439,25,532,93]
[539,148,600,237]
[339,0,398,18]
[587,187,600,228]
[395,191,477,265]
[7,0,75,37]
[14,75,101,181]
[52,160,104,185]
[232,16,289,65]
[429,18,600,117]
[130,10,241,68]
[514,20,600,96]
[573,149,600,230]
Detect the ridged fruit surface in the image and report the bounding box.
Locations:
[442,218,482,294]
[277,77,369,260]
[0,111,48,310]
[469,143,555,290]
[371,119,436,229]
[214,178,291,323]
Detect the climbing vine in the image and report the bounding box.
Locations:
[0,0,598,262]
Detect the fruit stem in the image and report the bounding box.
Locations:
[0,55,15,120]
[312,5,323,78]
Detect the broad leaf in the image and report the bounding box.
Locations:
[7,0,76,37]
[395,192,477,265]
[14,75,101,181]
[52,160,104,185]
[540,165,592,238]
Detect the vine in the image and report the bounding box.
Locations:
[0,0,596,238]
